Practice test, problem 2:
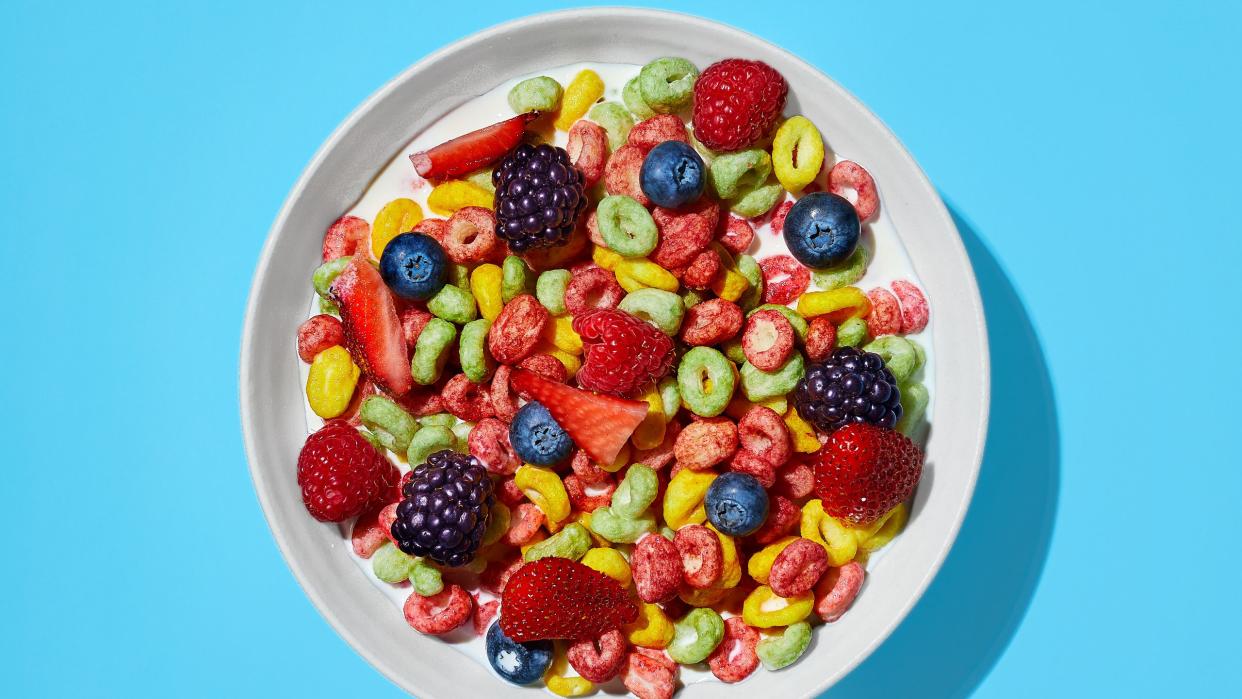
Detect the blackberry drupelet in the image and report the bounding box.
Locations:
[793,346,902,432]
[391,450,494,567]
[492,143,587,251]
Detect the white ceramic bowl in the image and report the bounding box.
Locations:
[242,8,989,698]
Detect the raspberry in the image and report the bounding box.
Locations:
[573,308,675,396]
[391,450,495,567]
[296,420,399,522]
[692,59,788,152]
[812,423,924,525]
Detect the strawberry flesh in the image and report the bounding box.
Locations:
[409,112,539,180]
[331,256,413,396]
[812,423,924,525]
[500,557,638,642]
[510,369,648,464]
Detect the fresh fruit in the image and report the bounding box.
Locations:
[691,59,788,152]
[793,346,902,432]
[573,308,675,397]
[409,112,539,180]
[639,141,706,209]
[390,450,495,567]
[297,420,399,522]
[499,557,639,642]
[812,422,924,525]
[704,472,769,537]
[486,621,554,686]
[493,143,588,251]
[782,192,861,269]
[508,401,573,466]
[509,369,649,465]
[330,256,414,396]
[378,232,448,301]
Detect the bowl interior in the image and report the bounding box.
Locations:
[242,9,988,698]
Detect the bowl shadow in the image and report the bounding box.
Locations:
[823,204,1061,699]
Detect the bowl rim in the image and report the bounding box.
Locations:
[241,7,990,697]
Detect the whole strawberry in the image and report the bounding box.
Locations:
[573,308,674,397]
[500,557,638,642]
[297,420,399,522]
[692,59,788,152]
[811,423,924,525]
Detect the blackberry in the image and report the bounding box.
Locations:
[793,346,903,433]
[492,143,587,252]
[391,450,494,567]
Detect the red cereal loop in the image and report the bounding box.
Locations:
[488,294,550,365]
[622,648,678,699]
[769,538,830,597]
[679,298,744,347]
[468,417,521,475]
[497,475,524,507]
[749,495,799,545]
[628,114,689,153]
[489,365,519,423]
[815,561,866,622]
[297,314,345,363]
[759,254,811,306]
[441,373,495,422]
[728,449,777,488]
[569,260,600,276]
[390,384,444,417]
[571,448,611,484]
[563,266,625,316]
[442,207,501,264]
[673,524,723,589]
[604,144,650,206]
[631,533,682,603]
[865,287,902,337]
[650,204,716,269]
[775,459,815,500]
[471,594,500,635]
[399,308,433,350]
[717,215,755,255]
[805,316,838,363]
[708,617,760,683]
[351,504,390,558]
[567,629,629,683]
[517,353,568,383]
[768,200,794,237]
[681,248,722,290]
[503,503,545,546]
[565,473,617,512]
[403,584,473,635]
[567,120,608,187]
[339,379,375,426]
[633,421,680,471]
[737,406,792,467]
[323,215,371,262]
[480,553,523,595]
[828,160,879,221]
[742,309,796,372]
[412,217,448,241]
[586,210,607,248]
[673,417,739,471]
[891,280,929,335]
[656,198,719,232]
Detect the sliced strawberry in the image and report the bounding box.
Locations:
[330,256,413,396]
[500,557,638,642]
[409,112,539,180]
[510,369,648,465]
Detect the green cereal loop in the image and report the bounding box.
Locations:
[459,319,494,383]
[618,288,684,336]
[409,557,445,596]
[508,75,563,114]
[318,296,340,316]
[407,425,457,466]
[658,377,681,421]
[359,429,384,451]
[912,340,927,370]
[372,542,417,583]
[660,527,676,541]
[452,421,473,452]
[736,254,764,311]
[589,101,635,151]
[535,269,572,315]
[502,255,532,302]
[623,75,655,119]
[611,464,658,519]
[748,304,809,341]
[427,283,478,324]
[682,288,707,309]
[411,318,456,385]
[466,167,495,194]
[740,352,806,402]
[418,413,456,428]
[708,149,771,200]
[677,347,737,417]
[896,381,929,437]
[359,395,420,455]
[812,245,870,290]
[667,607,725,664]
[483,502,511,546]
[589,505,657,544]
[730,181,784,218]
[722,338,746,365]
[449,263,471,289]
[862,336,920,384]
[523,522,592,562]
[639,57,699,114]
[597,195,658,257]
[836,317,868,348]
[312,256,352,298]
[757,621,811,671]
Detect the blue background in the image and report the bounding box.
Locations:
[4,1,1239,696]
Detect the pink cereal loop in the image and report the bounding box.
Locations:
[828,160,879,220]
[865,287,902,337]
[350,505,390,558]
[567,628,629,683]
[567,120,608,187]
[631,533,683,603]
[890,279,929,334]
[322,214,371,262]
[468,417,521,475]
[403,584,473,635]
[814,560,866,622]
[769,538,830,597]
[471,594,499,635]
[707,617,760,683]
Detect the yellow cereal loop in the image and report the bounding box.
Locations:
[516,465,571,524]
[469,264,504,321]
[581,547,632,586]
[615,259,679,293]
[305,346,360,418]
[741,585,815,628]
[800,499,856,565]
[772,116,825,193]
[554,69,605,131]
[859,503,908,553]
[797,286,871,322]
[545,644,595,697]
[592,246,624,270]
[784,408,822,453]
[427,180,494,216]
[371,198,424,258]
[631,386,667,450]
[624,602,676,649]
[543,315,584,355]
[662,468,716,529]
[706,524,741,588]
[711,268,750,302]
[746,536,800,584]
[595,443,630,473]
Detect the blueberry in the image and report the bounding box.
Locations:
[378,232,448,301]
[509,401,573,466]
[639,140,706,209]
[704,472,769,537]
[782,192,861,268]
[486,621,553,685]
